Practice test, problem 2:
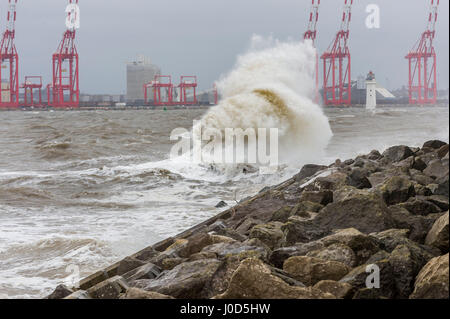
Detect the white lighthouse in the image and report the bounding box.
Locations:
[366,71,377,110]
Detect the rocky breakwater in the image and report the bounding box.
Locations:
[48,140,449,300]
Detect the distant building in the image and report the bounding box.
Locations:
[126,55,161,104]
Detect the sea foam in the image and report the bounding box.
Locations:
[194,35,333,167]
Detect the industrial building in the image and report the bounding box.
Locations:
[126,55,161,104]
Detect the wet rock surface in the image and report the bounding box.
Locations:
[48,141,449,300]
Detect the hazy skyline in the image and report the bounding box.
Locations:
[3,0,449,94]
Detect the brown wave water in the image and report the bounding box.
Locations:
[0,106,448,298]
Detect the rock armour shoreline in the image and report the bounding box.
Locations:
[48,140,450,300]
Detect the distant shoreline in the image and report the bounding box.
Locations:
[0,103,449,112]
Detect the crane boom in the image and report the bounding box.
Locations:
[304,0,320,43]
[48,0,80,108]
[340,0,353,33]
[405,0,440,105]
[0,0,19,108]
[427,0,439,34]
[321,0,354,106]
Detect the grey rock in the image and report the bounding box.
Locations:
[87,276,129,299]
[423,140,447,150]
[382,145,414,163]
[135,259,222,299]
[46,285,74,299]
[379,176,416,206]
[425,211,449,253]
[410,254,449,299]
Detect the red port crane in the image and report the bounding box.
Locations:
[0,0,19,108]
[303,0,320,103]
[144,75,174,106]
[321,0,353,106]
[21,76,43,107]
[406,0,439,105]
[48,0,80,108]
[178,76,198,105]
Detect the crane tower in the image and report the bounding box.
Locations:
[48,0,80,108]
[0,0,19,108]
[303,0,320,103]
[405,0,439,105]
[321,0,353,106]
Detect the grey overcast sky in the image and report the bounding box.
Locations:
[4,0,449,94]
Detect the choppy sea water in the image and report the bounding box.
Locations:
[0,106,448,299]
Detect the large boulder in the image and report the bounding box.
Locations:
[120,288,174,299]
[161,258,187,271]
[368,172,389,188]
[123,263,162,282]
[320,228,381,266]
[425,212,449,253]
[348,168,372,189]
[340,260,395,299]
[437,144,449,159]
[134,259,222,299]
[117,257,146,276]
[292,201,323,218]
[227,190,289,228]
[202,257,242,297]
[235,218,263,236]
[306,172,351,191]
[434,174,449,197]
[410,171,434,186]
[270,206,294,223]
[87,276,129,299]
[212,227,247,242]
[314,192,395,235]
[424,195,449,211]
[370,229,440,260]
[294,164,328,183]
[410,254,449,299]
[271,228,379,268]
[423,140,447,150]
[306,243,356,268]
[388,205,441,243]
[389,244,435,298]
[283,256,351,286]
[379,176,416,206]
[63,290,91,299]
[269,242,325,268]
[215,258,335,299]
[249,222,284,250]
[313,280,354,299]
[333,186,370,203]
[282,217,327,245]
[417,152,439,168]
[367,150,383,161]
[201,241,269,261]
[424,159,449,180]
[179,233,214,258]
[298,190,333,206]
[397,198,442,216]
[369,229,409,251]
[46,285,74,299]
[382,145,414,163]
[412,157,428,172]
